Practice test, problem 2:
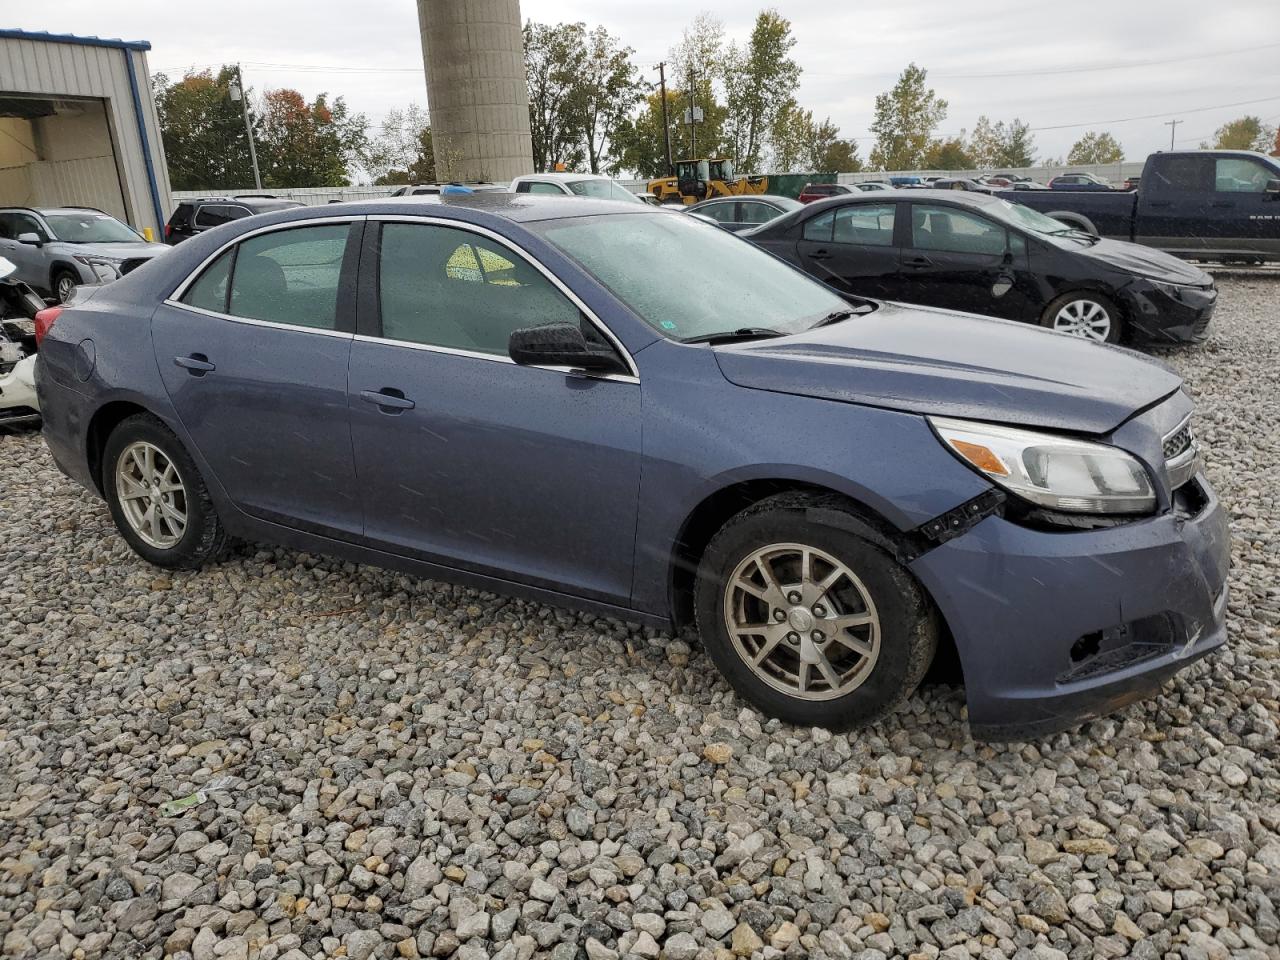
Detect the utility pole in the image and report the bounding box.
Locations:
[688,68,697,156]
[231,64,263,190]
[1164,118,1181,151]
[655,62,673,176]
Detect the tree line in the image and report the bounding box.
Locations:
[153,15,1280,191]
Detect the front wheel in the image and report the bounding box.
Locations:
[1040,291,1122,343]
[102,414,228,569]
[695,494,937,730]
[53,269,79,304]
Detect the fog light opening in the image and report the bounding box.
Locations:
[1070,631,1102,664]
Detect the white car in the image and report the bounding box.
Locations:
[510,172,646,204]
[0,256,41,427]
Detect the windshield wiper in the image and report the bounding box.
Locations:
[682,327,784,345]
[809,309,857,329]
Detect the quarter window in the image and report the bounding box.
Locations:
[1215,157,1274,193]
[226,224,350,330]
[377,223,584,356]
[833,204,895,246]
[911,205,1007,256]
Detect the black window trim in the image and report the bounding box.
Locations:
[165,216,364,338]
[355,214,639,382]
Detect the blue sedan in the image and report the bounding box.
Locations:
[34,194,1229,738]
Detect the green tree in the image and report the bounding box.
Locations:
[524,21,588,172]
[968,115,1035,168]
[611,88,681,179]
[1066,131,1123,165]
[923,136,973,170]
[365,105,435,185]
[578,26,644,174]
[722,9,801,171]
[1212,115,1275,152]
[869,64,947,170]
[153,67,255,190]
[999,118,1036,167]
[255,89,368,188]
[668,14,731,161]
[770,102,859,172]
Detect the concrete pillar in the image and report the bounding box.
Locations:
[417,0,533,183]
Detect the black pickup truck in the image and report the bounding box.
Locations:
[1000,150,1280,262]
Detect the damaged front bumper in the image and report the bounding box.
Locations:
[909,472,1230,740]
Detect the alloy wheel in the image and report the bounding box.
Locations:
[115,441,188,549]
[56,276,75,303]
[723,542,881,701]
[1052,299,1111,341]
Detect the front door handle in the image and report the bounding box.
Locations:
[360,388,415,411]
[174,354,215,375]
[1210,201,1233,208]
[905,256,934,269]
[808,249,832,261]
[1147,201,1173,208]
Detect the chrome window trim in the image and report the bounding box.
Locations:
[351,334,638,385]
[368,213,639,379]
[165,301,355,339]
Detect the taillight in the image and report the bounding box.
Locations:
[165,222,172,239]
[34,305,63,345]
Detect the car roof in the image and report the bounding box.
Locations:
[513,172,613,182]
[30,206,115,216]
[691,194,796,206]
[258,192,652,226]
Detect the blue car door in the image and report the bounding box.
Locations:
[346,218,642,605]
[151,219,365,535]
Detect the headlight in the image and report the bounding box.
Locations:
[930,416,1155,515]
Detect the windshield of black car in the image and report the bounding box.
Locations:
[43,213,143,243]
[983,198,1098,244]
[536,212,853,340]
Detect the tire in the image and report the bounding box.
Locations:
[694,493,937,731]
[101,413,228,569]
[1039,291,1122,344]
[53,269,79,304]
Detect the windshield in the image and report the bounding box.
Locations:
[567,179,645,204]
[536,212,849,341]
[43,212,143,243]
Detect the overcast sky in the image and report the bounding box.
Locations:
[13,1,1280,167]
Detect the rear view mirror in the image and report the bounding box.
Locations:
[508,322,624,374]
[17,232,43,247]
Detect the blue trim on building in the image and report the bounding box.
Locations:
[0,28,151,51]
[120,48,167,230]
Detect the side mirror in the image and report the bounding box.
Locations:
[508,322,624,374]
[1265,179,1280,195]
[17,232,43,247]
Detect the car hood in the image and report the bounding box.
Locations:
[1073,237,1209,285]
[59,241,171,261]
[713,301,1183,435]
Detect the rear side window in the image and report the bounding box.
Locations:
[227,224,350,330]
[194,205,233,228]
[168,203,195,230]
[1151,156,1212,193]
[834,204,895,246]
[377,222,581,355]
[802,210,835,242]
[181,250,234,313]
[698,203,738,223]
[738,202,778,225]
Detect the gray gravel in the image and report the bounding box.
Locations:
[2,277,1278,960]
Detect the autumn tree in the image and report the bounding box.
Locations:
[1067,131,1124,165]
[365,105,434,185]
[255,89,367,188]
[153,67,256,190]
[1212,115,1275,152]
[869,64,947,170]
[968,116,1035,168]
[923,136,973,170]
[722,9,801,171]
[770,101,859,172]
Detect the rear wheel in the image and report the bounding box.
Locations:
[102,414,228,569]
[694,494,937,730]
[1040,291,1122,343]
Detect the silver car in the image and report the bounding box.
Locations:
[0,206,170,303]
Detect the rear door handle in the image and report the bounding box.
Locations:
[174,354,215,375]
[1147,201,1173,208]
[808,249,832,261]
[360,388,415,411]
[1210,201,1233,208]
[905,256,934,268]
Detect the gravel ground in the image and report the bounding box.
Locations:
[1,278,1278,960]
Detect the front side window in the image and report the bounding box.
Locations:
[227,224,350,330]
[802,210,835,242]
[697,202,738,223]
[1215,157,1275,193]
[378,222,582,355]
[912,205,1007,256]
[0,212,45,240]
[833,204,895,246]
[739,202,777,225]
[537,212,849,341]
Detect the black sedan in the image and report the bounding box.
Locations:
[742,190,1217,344]
[686,195,802,233]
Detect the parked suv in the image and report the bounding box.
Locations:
[0,207,170,303]
[165,196,304,245]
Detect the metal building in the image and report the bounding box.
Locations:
[416,0,533,183]
[0,29,171,239]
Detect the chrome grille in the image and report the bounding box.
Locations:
[1163,416,1198,489]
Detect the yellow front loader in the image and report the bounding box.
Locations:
[648,158,769,205]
